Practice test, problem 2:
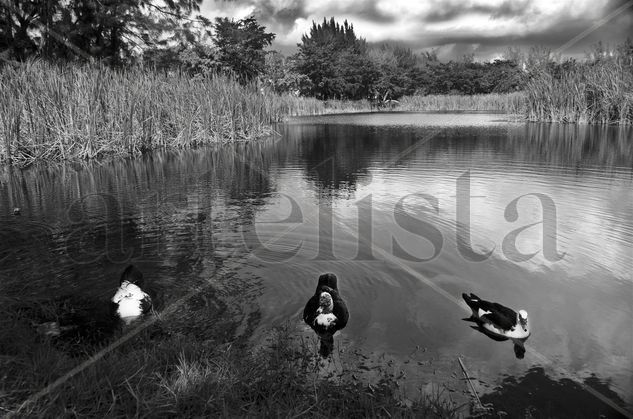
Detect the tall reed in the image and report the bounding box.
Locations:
[524,60,633,124]
[0,61,330,166]
[274,95,372,115]
[398,92,526,113]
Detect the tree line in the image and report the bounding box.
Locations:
[2,4,631,101]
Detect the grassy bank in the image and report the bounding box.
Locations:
[524,59,633,124]
[398,92,526,114]
[0,297,461,417]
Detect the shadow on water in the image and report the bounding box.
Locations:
[282,123,423,197]
[282,118,633,196]
[480,367,629,418]
[506,123,633,169]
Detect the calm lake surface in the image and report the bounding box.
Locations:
[1,112,632,416]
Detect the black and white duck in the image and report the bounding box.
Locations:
[462,293,530,339]
[111,265,152,325]
[303,273,349,357]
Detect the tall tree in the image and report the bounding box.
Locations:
[0,0,52,60]
[0,0,210,64]
[295,17,376,100]
[369,45,423,100]
[263,51,311,94]
[213,16,275,81]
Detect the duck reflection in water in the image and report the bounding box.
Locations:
[468,322,529,358]
[462,293,530,359]
[303,273,349,358]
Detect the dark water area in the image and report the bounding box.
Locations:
[1,113,632,416]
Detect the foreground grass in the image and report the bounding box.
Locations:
[0,298,461,418]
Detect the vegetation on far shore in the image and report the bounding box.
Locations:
[0,297,463,418]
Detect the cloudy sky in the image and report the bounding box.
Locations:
[200,0,633,61]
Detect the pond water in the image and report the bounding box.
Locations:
[1,112,632,416]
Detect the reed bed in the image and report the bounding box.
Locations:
[323,98,373,113]
[0,61,331,166]
[274,95,372,115]
[398,92,526,113]
[524,60,633,125]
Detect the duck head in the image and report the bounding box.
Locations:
[317,292,334,314]
[120,265,144,287]
[317,273,338,291]
[518,310,529,331]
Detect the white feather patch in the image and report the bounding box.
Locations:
[112,281,148,303]
[116,299,144,324]
[482,321,530,339]
[477,309,492,317]
[112,281,150,324]
[315,313,337,327]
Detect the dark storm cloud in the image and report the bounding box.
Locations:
[266,0,396,27]
[391,0,630,59]
[219,0,396,33]
[251,0,307,31]
[424,0,532,23]
[334,0,397,23]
